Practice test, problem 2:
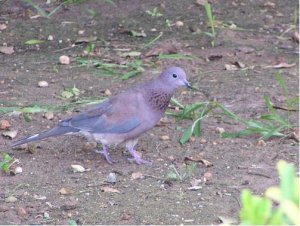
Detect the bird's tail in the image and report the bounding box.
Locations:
[11,126,79,148]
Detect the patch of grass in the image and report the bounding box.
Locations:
[171,74,297,143]
[203,0,216,46]
[59,86,82,100]
[22,0,64,18]
[158,53,194,60]
[240,160,300,225]
[0,153,17,174]
[0,99,104,117]
[142,32,163,49]
[146,7,163,17]
[166,163,198,182]
[76,57,145,80]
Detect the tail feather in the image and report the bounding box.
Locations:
[11,126,79,148]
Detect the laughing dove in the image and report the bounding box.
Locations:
[12,67,191,164]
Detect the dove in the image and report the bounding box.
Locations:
[12,66,191,164]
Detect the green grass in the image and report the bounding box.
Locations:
[240,160,300,225]
[170,73,297,144]
[166,163,198,182]
[0,153,15,173]
[203,0,216,46]
[0,99,104,117]
[145,7,163,17]
[76,57,145,80]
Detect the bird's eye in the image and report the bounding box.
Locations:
[172,73,178,78]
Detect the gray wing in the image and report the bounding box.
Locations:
[60,99,141,134]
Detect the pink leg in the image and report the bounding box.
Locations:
[95,145,117,164]
[127,147,152,165]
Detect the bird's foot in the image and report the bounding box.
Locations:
[95,147,117,164]
[127,148,152,165]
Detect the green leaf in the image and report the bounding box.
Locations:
[3,153,13,162]
[61,91,74,99]
[25,39,44,45]
[21,105,48,113]
[193,119,201,137]
[180,126,193,144]
[130,30,146,37]
[68,219,77,226]
[121,70,140,80]
[158,53,194,60]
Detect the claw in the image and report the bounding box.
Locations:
[95,145,117,164]
[127,157,152,165]
[127,147,152,165]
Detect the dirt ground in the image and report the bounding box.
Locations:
[0,0,299,224]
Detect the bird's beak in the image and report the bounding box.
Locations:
[184,79,193,89]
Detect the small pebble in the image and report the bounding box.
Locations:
[160,135,170,141]
[59,55,70,65]
[0,119,10,130]
[257,140,266,147]
[216,127,225,134]
[105,89,112,96]
[16,206,27,218]
[14,166,23,174]
[38,81,48,87]
[203,172,213,182]
[175,21,184,27]
[5,196,17,203]
[200,138,207,144]
[106,172,117,183]
[44,111,54,120]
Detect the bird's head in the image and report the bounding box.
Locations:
[159,66,192,91]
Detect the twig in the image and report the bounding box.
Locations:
[53,44,82,53]
[143,174,165,181]
[247,171,271,179]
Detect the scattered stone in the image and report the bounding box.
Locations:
[0,46,14,54]
[216,127,225,134]
[59,187,74,195]
[5,196,17,203]
[106,172,117,183]
[38,81,48,87]
[101,186,121,193]
[44,111,54,120]
[60,198,78,210]
[43,212,50,219]
[189,136,196,142]
[47,35,54,41]
[257,140,266,147]
[105,89,112,96]
[160,135,170,141]
[0,119,10,130]
[175,21,184,27]
[33,194,47,200]
[59,55,70,65]
[131,172,143,180]
[0,23,7,30]
[187,185,202,191]
[14,166,23,175]
[200,138,207,144]
[16,206,27,218]
[2,130,18,139]
[203,172,213,182]
[71,164,85,173]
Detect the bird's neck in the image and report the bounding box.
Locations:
[145,85,173,112]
